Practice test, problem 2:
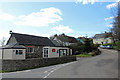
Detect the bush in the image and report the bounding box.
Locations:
[103,43,114,46]
[89,49,101,56]
[71,38,98,55]
[84,38,93,53]
[92,44,100,50]
[114,41,120,50]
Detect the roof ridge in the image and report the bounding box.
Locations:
[12,32,47,38]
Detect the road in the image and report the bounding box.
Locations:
[2,49,118,78]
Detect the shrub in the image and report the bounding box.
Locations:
[114,41,120,50]
[84,38,93,53]
[92,44,100,50]
[89,49,101,56]
[103,43,114,46]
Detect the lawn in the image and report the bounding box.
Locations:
[76,54,92,57]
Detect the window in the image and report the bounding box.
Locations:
[44,48,48,58]
[28,48,34,53]
[59,49,67,56]
[57,50,59,53]
[63,50,67,55]
[16,50,23,55]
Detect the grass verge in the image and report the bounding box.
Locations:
[76,54,92,57]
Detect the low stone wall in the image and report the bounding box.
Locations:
[2,56,76,71]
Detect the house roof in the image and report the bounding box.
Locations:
[8,32,55,46]
[50,40,61,46]
[93,33,112,39]
[52,34,78,43]
[1,43,26,49]
[93,34,105,38]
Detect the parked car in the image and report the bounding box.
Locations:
[100,45,106,49]
[106,45,113,49]
[100,45,113,49]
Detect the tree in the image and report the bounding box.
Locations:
[0,37,6,46]
[111,2,120,41]
[84,38,92,53]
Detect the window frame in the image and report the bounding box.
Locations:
[59,49,67,56]
[16,50,23,55]
[27,47,34,53]
[44,48,48,58]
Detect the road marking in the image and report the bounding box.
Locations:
[44,67,55,73]
[43,68,57,78]
[24,70,31,72]
[43,61,78,78]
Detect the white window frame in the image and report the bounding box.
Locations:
[44,48,48,58]
[16,50,23,55]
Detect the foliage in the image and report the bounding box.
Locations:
[103,43,114,46]
[84,38,93,53]
[71,38,99,55]
[70,42,85,55]
[110,2,120,41]
[92,44,100,49]
[89,49,101,56]
[114,41,120,50]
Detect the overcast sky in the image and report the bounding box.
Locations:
[0,0,118,44]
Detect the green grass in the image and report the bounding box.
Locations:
[76,54,92,57]
[113,46,120,50]
[0,70,11,73]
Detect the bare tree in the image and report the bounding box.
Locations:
[0,37,6,46]
[108,2,120,41]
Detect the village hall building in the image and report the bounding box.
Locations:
[0,31,72,59]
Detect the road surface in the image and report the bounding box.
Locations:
[2,49,118,78]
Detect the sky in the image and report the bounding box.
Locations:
[0,0,118,44]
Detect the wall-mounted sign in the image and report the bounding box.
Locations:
[52,49,56,52]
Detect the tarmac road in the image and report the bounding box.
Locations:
[47,49,118,78]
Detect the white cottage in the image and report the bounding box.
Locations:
[0,43,26,60]
[93,33,113,44]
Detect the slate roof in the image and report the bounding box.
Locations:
[1,43,26,49]
[8,33,55,46]
[93,34,105,38]
[51,34,78,43]
[50,40,61,46]
[93,33,111,39]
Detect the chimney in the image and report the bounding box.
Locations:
[9,30,13,34]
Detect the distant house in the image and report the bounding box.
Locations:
[50,33,80,47]
[93,33,113,44]
[6,32,55,58]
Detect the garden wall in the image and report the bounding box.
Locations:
[2,56,76,71]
